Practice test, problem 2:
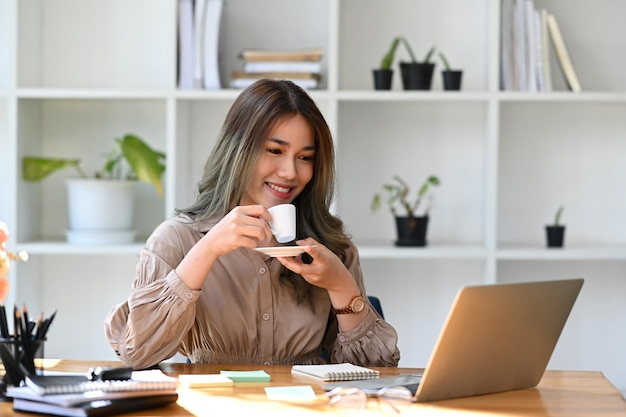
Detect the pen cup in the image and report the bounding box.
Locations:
[0,337,45,389]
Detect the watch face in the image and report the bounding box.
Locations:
[352,296,366,312]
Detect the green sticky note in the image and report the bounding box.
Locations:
[265,385,317,401]
[220,370,271,382]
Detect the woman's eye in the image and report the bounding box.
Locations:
[299,155,314,162]
[267,147,282,155]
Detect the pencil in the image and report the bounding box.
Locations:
[22,303,30,339]
[39,309,57,340]
[0,302,8,338]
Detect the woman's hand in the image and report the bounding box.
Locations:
[176,205,274,290]
[278,238,368,331]
[202,205,275,258]
[276,238,355,293]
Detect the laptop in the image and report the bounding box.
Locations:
[324,278,584,402]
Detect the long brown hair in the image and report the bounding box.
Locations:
[177,79,350,303]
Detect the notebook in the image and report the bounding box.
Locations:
[291,363,380,381]
[324,278,584,402]
[7,385,178,408]
[12,393,178,417]
[25,369,178,395]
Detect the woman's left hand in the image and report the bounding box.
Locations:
[276,238,353,292]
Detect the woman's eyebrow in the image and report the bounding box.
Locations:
[267,137,315,151]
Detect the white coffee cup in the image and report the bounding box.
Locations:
[268,204,296,243]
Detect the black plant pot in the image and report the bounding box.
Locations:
[395,215,429,247]
[546,225,565,248]
[442,70,463,91]
[400,62,435,90]
[373,69,393,90]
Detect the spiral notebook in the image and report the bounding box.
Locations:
[291,363,380,381]
[25,369,178,395]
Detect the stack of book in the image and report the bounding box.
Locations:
[178,0,224,90]
[230,47,324,90]
[7,369,179,416]
[500,0,581,92]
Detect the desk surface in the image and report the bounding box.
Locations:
[6,360,626,416]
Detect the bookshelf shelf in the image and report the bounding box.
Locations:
[1,0,625,392]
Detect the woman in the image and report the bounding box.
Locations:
[105,79,400,370]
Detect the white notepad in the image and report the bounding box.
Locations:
[291,363,380,382]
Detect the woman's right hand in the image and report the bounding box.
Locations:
[201,205,275,258]
[175,205,274,290]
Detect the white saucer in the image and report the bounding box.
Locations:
[65,229,136,245]
[254,246,307,257]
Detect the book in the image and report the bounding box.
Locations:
[523,0,537,91]
[243,61,323,74]
[230,78,319,90]
[500,0,516,90]
[513,0,527,90]
[230,71,320,90]
[7,385,178,408]
[177,0,194,89]
[25,369,178,395]
[219,370,271,382]
[540,8,553,91]
[202,0,223,89]
[239,47,324,62]
[178,373,233,388]
[12,393,178,417]
[291,363,380,382]
[193,0,207,89]
[546,13,581,92]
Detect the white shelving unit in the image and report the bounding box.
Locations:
[1,0,625,391]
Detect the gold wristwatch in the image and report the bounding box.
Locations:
[332,295,366,314]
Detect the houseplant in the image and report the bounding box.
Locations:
[439,52,463,91]
[399,40,437,90]
[23,134,166,244]
[545,206,565,248]
[371,175,441,246]
[372,37,401,90]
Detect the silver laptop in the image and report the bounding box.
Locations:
[324,278,584,402]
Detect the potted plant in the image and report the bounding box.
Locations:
[372,37,401,90]
[439,52,463,91]
[23,134,166,245]
[546,206,565,248]
[399,40,436,90]
[371,175,441,246]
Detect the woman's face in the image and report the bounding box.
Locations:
[240,114,315,208]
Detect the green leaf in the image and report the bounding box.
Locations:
[554,206,564,226]
[438,52,451,71]
[400,37,417,62]
[118,134,166,196]
[22,157,83,181]
[380,37,400,70]
[423,46,436,63]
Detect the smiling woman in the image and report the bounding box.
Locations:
[240,115,315,207]
[104,79,400,370]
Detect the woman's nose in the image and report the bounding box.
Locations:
[278,158,297,179]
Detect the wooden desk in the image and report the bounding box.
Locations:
[6,360,626,416]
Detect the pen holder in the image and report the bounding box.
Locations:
[0,337,45,388]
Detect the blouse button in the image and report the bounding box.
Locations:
[258,267,267,275]
[185,292,193,299]
[339,335,346,342]
[262,313,270,321]
[263,361,271,366]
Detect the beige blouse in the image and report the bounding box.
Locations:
[104,214,400,370]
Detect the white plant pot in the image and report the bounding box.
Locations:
[65,179,136,244]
